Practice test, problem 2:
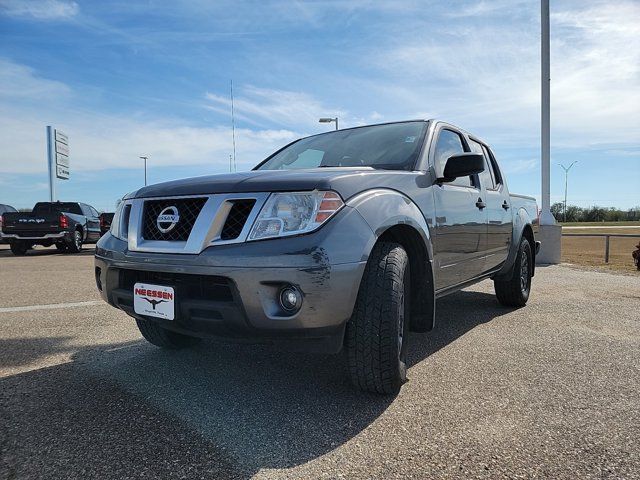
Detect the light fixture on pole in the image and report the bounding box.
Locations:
[558,161,577,222]
[319,117,339,130]
[139,156,148,186]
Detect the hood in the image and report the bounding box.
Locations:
[133,167,410,200]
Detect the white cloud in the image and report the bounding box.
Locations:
[0,0,79,20]
[501,158,538,175]
[0,58,71,99]
[0,105,298,174]
[205,85,346,130]
[0,59,298,174]
[550,1,640,146]
[369,0,640,149]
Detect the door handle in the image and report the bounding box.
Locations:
[502,201,510,210]
[476,198,486,209]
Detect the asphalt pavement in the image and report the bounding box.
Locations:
[1,245,638,479]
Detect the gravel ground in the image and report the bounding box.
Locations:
[0,247,638,479]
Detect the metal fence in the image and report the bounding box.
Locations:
[562,233,640,263]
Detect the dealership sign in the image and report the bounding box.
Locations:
[46,126,71,201]
[54,129,69,179]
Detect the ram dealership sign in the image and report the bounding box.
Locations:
[54,129,70,179]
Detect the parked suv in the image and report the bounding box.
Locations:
[96,120,539,394]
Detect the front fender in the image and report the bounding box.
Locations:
[346,189,433,262]
[347,188,436,331]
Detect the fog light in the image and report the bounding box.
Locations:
[279,286,301,313]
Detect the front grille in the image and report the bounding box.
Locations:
[220,200,255,240]
[119,270,233,302]
[142,197,207,241]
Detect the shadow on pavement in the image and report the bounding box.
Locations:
[0,336,76,369]
[1,290,508,479]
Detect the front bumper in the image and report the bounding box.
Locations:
[95,206,373,353]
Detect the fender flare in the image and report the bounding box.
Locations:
[347,189,437,331]
[495,207,534,280]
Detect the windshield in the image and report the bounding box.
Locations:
[33,202,82,215]
[255,121,427,171]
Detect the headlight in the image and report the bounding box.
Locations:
[248,190,344,241]
[110,201,128,241]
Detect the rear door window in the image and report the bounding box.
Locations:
[469,139,495,189]
[483,145,503,186]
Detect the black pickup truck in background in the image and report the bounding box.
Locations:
[1,202,101,255]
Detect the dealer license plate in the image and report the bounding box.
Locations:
[133,283,175,320]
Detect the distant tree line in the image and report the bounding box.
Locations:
[552,203,640,222]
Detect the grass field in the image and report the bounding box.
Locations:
[560,221,640,227]
[560,224,640,273]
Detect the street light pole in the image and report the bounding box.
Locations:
[319,117,339,130]
[559,161,577,222]
[139,156,148,186]
[536,0,561,264]
[539,0,554,226]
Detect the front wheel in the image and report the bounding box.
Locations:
[136,318,201,349]
[494,236,532,307]
[346,241,410,395]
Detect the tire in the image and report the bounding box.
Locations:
[10,242,28,256]
[346,241,410,395]
[494,236,532,307]
[136,318,201,349]
[55,242,68,253]
[67,230,83,253]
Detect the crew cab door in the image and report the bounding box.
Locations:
[431,126,488,290]
[468,139,512,271]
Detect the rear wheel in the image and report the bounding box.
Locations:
[346,241,410,395]
[136,318,201,349]
[55,242,68,253]
[494,236,532,307]
[10,242,28,256]
[67,230,83,253]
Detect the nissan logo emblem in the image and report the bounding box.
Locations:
[156,206,180,233]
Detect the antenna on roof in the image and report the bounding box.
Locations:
[230,79,237,172]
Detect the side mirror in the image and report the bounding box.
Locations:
[440,153,484,182]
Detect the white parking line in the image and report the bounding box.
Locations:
[0,301,103,313]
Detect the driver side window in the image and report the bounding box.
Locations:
[434,129,472,187]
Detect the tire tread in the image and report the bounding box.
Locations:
[346,242,409,394]
[494,238,532,307]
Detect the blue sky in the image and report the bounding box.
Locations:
[0,0,638,212]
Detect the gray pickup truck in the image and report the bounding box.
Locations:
[95,120,539,394]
